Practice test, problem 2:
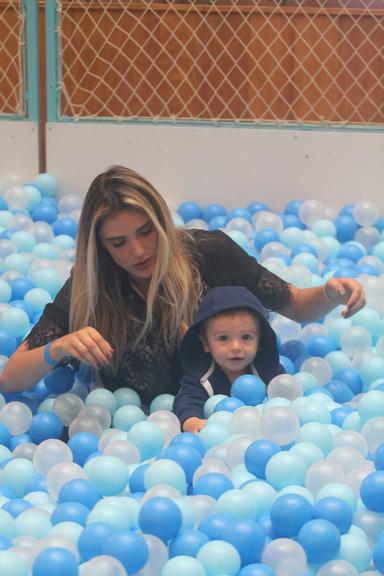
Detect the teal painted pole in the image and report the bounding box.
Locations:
[23,0,39,122]
[45,0,59,122]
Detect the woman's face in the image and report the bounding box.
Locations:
[99,208,158,286]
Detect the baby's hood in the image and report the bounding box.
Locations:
[180,285,280,383]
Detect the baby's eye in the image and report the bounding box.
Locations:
[217,335,228,342]
[242,334,254,341]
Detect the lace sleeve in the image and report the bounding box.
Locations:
[255,266,292,311]
[26,315,67,350]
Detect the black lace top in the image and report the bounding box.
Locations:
[26,229,291,405]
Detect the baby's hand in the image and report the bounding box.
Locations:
[183,417,206,434]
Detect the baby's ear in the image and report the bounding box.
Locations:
[199,333,210,353]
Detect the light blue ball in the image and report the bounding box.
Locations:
[161,555,206,576]
[3,253,30,275]
[34,172,58,197]
[84,455,129,496]
[0,308,30,337]
[0,550,28,576]
[32,242,59,260]
[265,451,307,490]
[0,280,11,303]
[112,405,146,431]
[24,288,52,313]
[127,421,165,460]
[32,267,63,297]
[196,540,241,576]
[144,459,187,494]
[150,393,174,412]
[9,231,36,252]
[113,387,141,408]
[85,388,117,415]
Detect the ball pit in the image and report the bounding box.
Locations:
[0,179,384,573]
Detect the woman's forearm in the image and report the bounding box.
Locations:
[0,341,58,393]
[281,278,366,323]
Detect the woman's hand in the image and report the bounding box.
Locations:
[50,327,114,369]
[182,417,206,434]
[324,277,366,318]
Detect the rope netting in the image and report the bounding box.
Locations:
[56,0,384,126]
[0,0,25,117]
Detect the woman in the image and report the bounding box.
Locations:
[1,166,365,403]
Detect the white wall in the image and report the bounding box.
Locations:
[46,122,384,212]
[0,121,39,189]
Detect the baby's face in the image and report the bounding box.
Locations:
[201,311,260,382]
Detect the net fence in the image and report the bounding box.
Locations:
[56,1,384,126]
[0,0,25,117]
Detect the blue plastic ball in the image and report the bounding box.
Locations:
[101,530,148,573]
[78,522,116,562]
[194,472,234,499]
[312,497,352,534]
[279,339,307,361]
[67,432,99,466]
[221,517,266,565]
[373,535,384,574]
[247,201,269,214]
[138,496,182,542]
[335,214,359,242]
[306,335,337,357]
[239,565,276,576]
[284,199,303,216]
[0,330,17,356]
[32,547,78,576]
[338,241,366,262]
[202,203,226,222]
[324,379,354,403]
[253,228,280,251]
[199,512,232,540]
[0,423,11,447]
[52,217,77,238]
[58,478,101,509]
[3,498,32,518]
[270,493,313,538]
[129,463,149,494]
[278,355,295,374]
[334,368,363,395]
[244,439,281,479]
[297,519,341,563]
[177,202,202,223]
[231,375,267,405]
[159,444,202,485]
[44,366,75,394]
[214,397,245,413]
[374,443,384,470]
[208,215,228,230]
[51,501,90,525]
[227,208,253,222]
[360,471,384,512]
[169,529,210,558]
[170,432,206,457]
[29,411,63,443]
[31,203,58,224]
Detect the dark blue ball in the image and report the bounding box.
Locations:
[214,396,245,413]
[31,203,58,224]
[9,277,35,300]
[29,411,64,443]
[177,201,201,223]
[208,215,228,230]
[199,512,232,540]
[335,368,363,395]
[335,214,359,243]
[270,493,313,538]
[0,330,17,357]
[78,522,116,562]
[169,529,209,558]
[67,432,99,466]
[247,201,269,214]
[159,444,202,484]
[244,439,281,478]
[170,432,206,456]
[330,406,355,427]
[221,517,266,565]
[194,472,234,499]
[374,443,384,471]
[44,366,75,394]
[313,496,353,534]
[32,547,78,576]
[324,379,354,403]
[52,217,78,238]
[3,498,32,517]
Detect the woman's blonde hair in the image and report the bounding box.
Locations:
[70,165,202,369]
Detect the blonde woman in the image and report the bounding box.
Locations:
[1,166,365,403]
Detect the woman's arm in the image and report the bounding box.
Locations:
[0,327,113,394]
[281,277,366,323]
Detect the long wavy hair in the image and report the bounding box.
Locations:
[70,165,203,370]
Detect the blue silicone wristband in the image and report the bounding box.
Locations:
[43,341,58,367]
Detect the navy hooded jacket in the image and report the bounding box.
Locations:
[173,285,283,426]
